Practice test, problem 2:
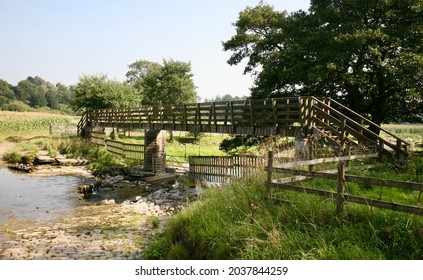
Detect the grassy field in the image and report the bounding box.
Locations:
[117,132,227,162]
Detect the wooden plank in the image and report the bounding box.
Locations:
[268,182,336,198]
[268,183,423,215]
[345,175,423,192]
[271,153,378,169]
[344,194,423,216]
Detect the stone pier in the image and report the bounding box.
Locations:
[144,130,166,173]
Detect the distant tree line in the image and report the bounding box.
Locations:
[0,58,203,114]
[203,94,249,103]
[0,76,72,113]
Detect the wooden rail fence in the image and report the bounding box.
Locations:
[266,151,423,216]
[90,131,144,162]
[189,155,266,184]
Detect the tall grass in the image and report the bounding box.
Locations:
[143,168,423,260]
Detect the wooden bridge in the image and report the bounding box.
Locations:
[78,96,409,160]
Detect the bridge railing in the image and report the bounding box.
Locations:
[88,98,304,136]
[307,97,409,158]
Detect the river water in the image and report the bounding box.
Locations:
[0,167,89,225]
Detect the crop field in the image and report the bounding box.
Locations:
[0,111,75,142]
[0,111,72,131]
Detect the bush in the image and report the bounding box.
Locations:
[1,151,32,164]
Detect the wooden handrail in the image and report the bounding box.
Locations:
[321,97,409,146]
[310,97,407,155]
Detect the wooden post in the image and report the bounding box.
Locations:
[249,100,255,134]
[336,162,346,217]
[340,116,347,154]
[197,103,202,131]
[49,123,53,135]
[267,151,274,198]
[308,138,314,172]
[345,146,351,168]
[183,104,188,131]
[172,105,176,131]
[230,101,235,133]
[378,140,384,161]
[212,102,217,132]
[396,139,401,160]
[272,99,278,133]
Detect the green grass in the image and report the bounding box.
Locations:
[117,132,227,162]
[142,156,423,260]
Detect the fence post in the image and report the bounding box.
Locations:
[336,162,346,217]
[308,138,314,172]
[378,140,384,161]
[267,151,274,198]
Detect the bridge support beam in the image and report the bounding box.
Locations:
[144,130,166,173]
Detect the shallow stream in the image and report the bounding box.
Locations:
[0,167,90,225]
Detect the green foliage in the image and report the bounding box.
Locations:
[219,135,293,155]
[185,131,205,143]
[223,0,423,125]
[219,135,260,155]
[1,151,29,164]
[0,79,15,100]
[143,170,423,260]
[1,100,33,112]
[71,74,142,111]
[126,59,198,106]
[0,77,73,113]
[146,216,161,229]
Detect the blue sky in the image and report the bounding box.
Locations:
[0,0,310,100]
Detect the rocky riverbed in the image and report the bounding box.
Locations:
[0,165,202,260]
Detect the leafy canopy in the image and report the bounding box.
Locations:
[71,74,141,111]
[126,59,198,106]
[223,0,423,124]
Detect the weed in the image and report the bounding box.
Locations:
[146,216,160,229]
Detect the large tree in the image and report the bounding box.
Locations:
[71,74,141,111]
[223,0,423,129]
[126,59,198,106]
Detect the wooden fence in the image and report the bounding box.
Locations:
[90,132,144,162]
[189,155,266,184]
[265,151,423,216]
[90,131,106,146]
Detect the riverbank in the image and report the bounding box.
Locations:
[0,194,170,259]
[0,139,171,260]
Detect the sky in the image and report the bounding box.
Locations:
[0,0,310,100]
